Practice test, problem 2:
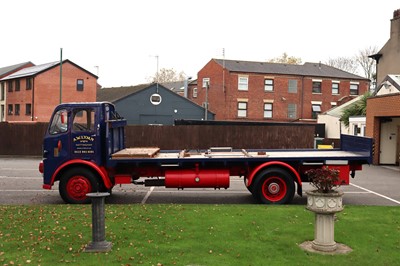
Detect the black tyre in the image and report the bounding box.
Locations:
[253,168,295,204]
[59,167,100,204]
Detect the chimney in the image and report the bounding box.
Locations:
[390,8,400,39]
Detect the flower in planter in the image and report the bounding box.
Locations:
[305,166,340,193]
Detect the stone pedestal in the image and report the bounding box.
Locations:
[84,192,112,253]
[305,190,344,252]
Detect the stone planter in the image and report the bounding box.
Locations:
[306,190,344,252]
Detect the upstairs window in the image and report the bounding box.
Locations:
[264,79,274,92]
[288,80,297,93]
[26,78,32,90]
[238,76,248,91]
[7,81,13,92]
[350,83,359,95]
[332,82,339,94]
[202,78,210,88]
[192,87,198,98]
[312,80,322,93]
[77,79,84,91]
[1,83,4,100]
[237,102,247,117]
[15,80,20,91]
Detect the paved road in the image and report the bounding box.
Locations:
[0,157,399,206]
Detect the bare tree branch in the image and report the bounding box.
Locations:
[325,57,359,74]
[355,46,378,81]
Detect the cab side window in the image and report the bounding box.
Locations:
[49,109,68,135]
[72,109,95,132]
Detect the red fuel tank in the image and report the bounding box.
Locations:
[165,169,230,189]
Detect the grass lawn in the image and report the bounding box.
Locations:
[0,204,399,265]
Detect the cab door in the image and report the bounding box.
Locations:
[70,108,100,164]
[42,107,71,185]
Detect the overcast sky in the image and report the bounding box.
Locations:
[1,0,399,87]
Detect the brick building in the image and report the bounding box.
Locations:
[366,8,400,165]
[187,59,369,121]
[0,61,35,121]
[0,60,97,122]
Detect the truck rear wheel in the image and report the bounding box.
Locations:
[59,167,100,204]
[253,168,295,204]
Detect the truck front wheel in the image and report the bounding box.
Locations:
[253,168,295,204]
[59,167,100,204]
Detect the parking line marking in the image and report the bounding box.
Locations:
[141,186,154,204]
[350,183,400,205]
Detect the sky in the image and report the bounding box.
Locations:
[1,0,399,88]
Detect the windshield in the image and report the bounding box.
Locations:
[49,109,68,135]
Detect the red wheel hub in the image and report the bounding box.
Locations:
[66,175,92,201]
[261,176,287,202]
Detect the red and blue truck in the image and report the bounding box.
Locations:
[39,102,373,204]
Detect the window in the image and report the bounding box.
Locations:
[76,79,84,91]
[15,104,20,115]
[288,104,297,119]
[49,109,68,135]
[264,103,273,118]
[7,81,13,92]
[8,104,13,115]
[26,104,32,115]
[26,78,32,90]
[264,79,274,92]
[237,102,247,117]
[192,88,198,98]
[332,82,339,94]
[238,76,248,91]
[311,104,321,119]
[72,109,95,132]
[15,80,20,91]
[312,81,322,93]
[288,80,297,93]
[202,78,210,88]
[350,83,359,95]
[1,83,4,100]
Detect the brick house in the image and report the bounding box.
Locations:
[187,59,369,121]
[0,61,35,121]
[366,75,400,165]
[0,60,97,122]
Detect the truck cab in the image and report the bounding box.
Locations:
[40,102,125,203]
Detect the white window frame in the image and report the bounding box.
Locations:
[350,82,359,95]
[238,76,248,91]
[332,82,339,94]
[264,79,274,92]
[192,87,198,98]
[312,79,322,94]
[288,80,297,93]
[264,103,273,118]
[202,78,210,88]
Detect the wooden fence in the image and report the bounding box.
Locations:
[0,122,317,156]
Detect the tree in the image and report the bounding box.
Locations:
[355,46,378,84]
[267,52,302,64]
[340,92,371,127]
[148,68,186,83]
[325,57,359,74]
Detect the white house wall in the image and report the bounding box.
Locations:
[379,117,400,164]
[318,114,350,139]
